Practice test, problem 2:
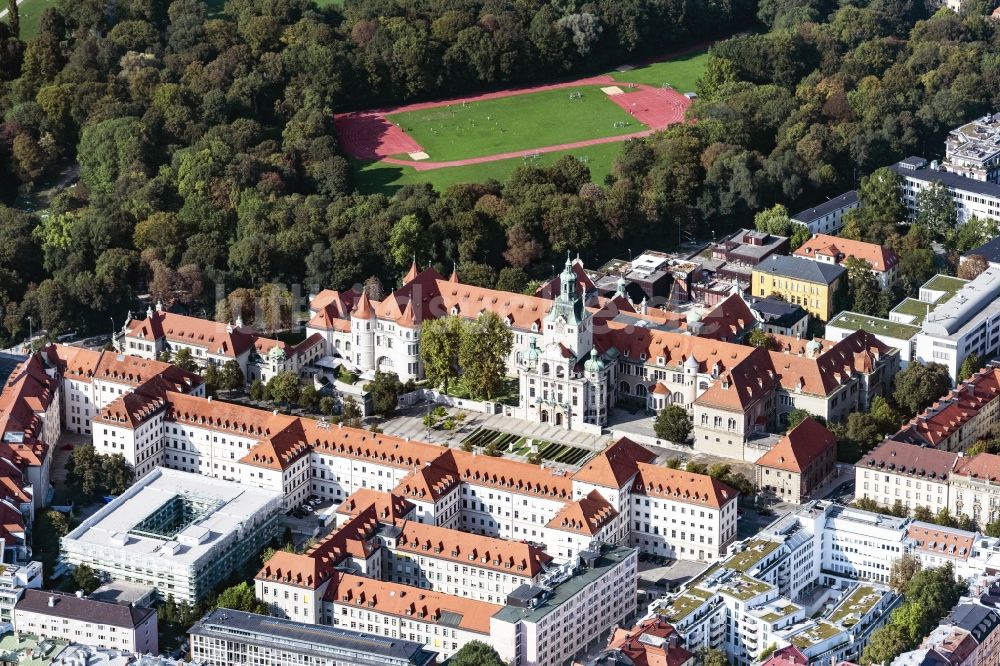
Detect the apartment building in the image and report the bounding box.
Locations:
[790,191,859,234]
[751,255,846,321]
[13,589,157,654]
[794,234,900,288]
[893,362,1000,452]
[60,469,282,603]
[755,417,837,504]
[855,440,958,516]
[649,502,921,666]
[596,618,695,666]
[950,453,1000,527]
[188,607,438,666]
[0,560,41,622]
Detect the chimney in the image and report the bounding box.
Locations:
[47,596,55,607]
[75,590,84,598]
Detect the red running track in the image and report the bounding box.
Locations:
[335,76,691,170]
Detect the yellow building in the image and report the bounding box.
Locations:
[751,255,846,321]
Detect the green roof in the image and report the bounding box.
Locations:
[921,274,968,300]
[827,311,919,341]
[758,602,801,623]
[827,585,882,627]
[789,620,843,649]
[891,298,934,324]
[724,540,780,573]
[656,586,714,623]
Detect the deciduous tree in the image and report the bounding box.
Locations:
[458,312,513,400]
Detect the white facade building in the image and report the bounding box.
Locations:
[60,469,282,603]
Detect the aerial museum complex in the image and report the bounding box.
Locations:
[11,11,1000,666]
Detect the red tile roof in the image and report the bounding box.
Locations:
[125,311,256,357]
[572,437,656,489]
[906,523,975,561]
[794,234,899,273]
[755,418,836,473]
[325,573,501,634]
[606,618,694,666]
[895,366,1000,448]
[547,490,619,535]
[633,464,737,508]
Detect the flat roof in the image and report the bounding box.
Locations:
[826,311,919,341]
[922,267,1000,337]
[891,160,1000,199]
[493,545,634,625]
[62,468,281,566]
[790,191,858,223]
[190,608,437,666]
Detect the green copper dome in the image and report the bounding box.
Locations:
[584,348,605,373]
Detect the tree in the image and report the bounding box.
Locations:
[959,255,990,281]
[863,623,910,665]
[889,554,922,594]
[172,348,198,372]
[845,257,889,317]
[299,384,319,411]
[870,395,903,435]
[101,454,134,495]
[202,363,219,396]
[249,379,264,401]
[784,409,825,432]
[215,582,267,615]
[458,311,513,400]
[959,353,981,382]
[746,327,778,350]
[218,360,244,391]
[697,648,729,666]
[366,371,403,417]
[319,396,335,416]
[342,396,362,426]
[267,371,300,407]
[986,519,1000,538]
[753,204,792,235]
[72,564,101,594]
[916,180,958,239]
[6,0,19,38]
[419,316,465,392]
[449,640,505,666]
[654,405,693,443]
[893,362,952,417]
[949,216,998,254]
[388,214,431,271]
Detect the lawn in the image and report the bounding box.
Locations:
[13,0,51,40]
[610,49,710,93]
[353,141,623,195]
[386,86,644,161]
[462,427,593,465]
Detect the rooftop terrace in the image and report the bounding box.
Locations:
[922,274,968,300]
[827,585,882,628]
[891,298,934,325]
[724,540,780,573]
[656,587,714,623]
[789,620,843,649]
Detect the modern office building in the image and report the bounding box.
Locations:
[913,267,1000,381]
[60,468,282,603]
[188,607,439,666]
[825,311,919,368]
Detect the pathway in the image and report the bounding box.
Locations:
[379,402,610,453]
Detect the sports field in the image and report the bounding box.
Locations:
[354,142,623,195]
[385,86,644,162]
[346,43,710,194]
[610,49,709,93]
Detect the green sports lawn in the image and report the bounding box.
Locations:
[353,141,623,195]
[385,85,644,161]
[13,0,50,40]
[610,49,709,94]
